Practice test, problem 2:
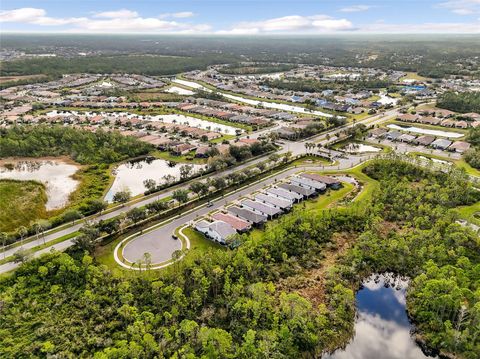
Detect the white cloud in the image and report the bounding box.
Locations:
[0,7,85,26]
[0,7,208,33]
[358,20,480,33]
[217,14,354,34]
[340,5,371,12]
[93,9,139,19]
[438,0,480,15]
[171,12,195,18]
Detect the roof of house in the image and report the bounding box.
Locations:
[449,141,471,152]
[267,187,303,201]
[278,183,316,196]
[209,220,237,240]
[431,138,452,148]
[255,193,292,209]
[291,176,327,190]
[228,206,267,224]
[300,173,340,186]
[415,135,436,145]
[241,200,282,216]
[397,133,417,142]
[212,212,251,231]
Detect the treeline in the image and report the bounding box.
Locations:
[0,54,237,77]
[0,207,364,357]
[0,158,478,358]
[437,91,480,114]
[0,125,152,164]
[464,127,480,169]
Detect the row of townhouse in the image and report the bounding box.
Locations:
[194,173,341,244]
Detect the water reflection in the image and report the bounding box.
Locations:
[324,274,437,359]
[105,157,205,202]
[0,159,79,210]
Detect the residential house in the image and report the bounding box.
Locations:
[211,212,251,232]
[195,220,237,244]
[241,199,282,219]
[228,206,267,226]
[277,183,316,198]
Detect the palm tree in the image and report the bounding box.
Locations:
[17,226,28,248]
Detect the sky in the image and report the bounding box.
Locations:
[0,0,479,34]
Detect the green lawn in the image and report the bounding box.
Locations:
[400,72,428,82]
[456,202,480,226]
[0,179,47,233]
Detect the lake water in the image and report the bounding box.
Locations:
[105,157,205,202]
[344,143,382,153]
[387,124,463,138]
[165,86,196,95]
[174,78,341,119]
[0,159,79,210]
[151,114,240,135]
[324,274,437,359]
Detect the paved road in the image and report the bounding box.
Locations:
[1,107,397,262]
[120,154,372,265]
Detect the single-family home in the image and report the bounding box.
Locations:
[228,206,267,226]
[241,199,282,219]
[212,212,251,233]
[195,220,237,244]
[267,187,303,203]
[414,135,436,146]
[255,193,293,211]
[290,176,327,192]
[278,183,316,198]
[431,138,452,150]
[449,141,471,153]
[300,173,341,189]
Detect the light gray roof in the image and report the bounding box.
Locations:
[267,187,303,201]
[290,176,327,191]
[255,193,293,209]
[278,183,315,196]
[242,199,282,216]
[431,138,452,149]
[228,206,267,224]
[209,220,237,240]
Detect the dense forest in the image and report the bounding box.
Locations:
[0,55,237,77]
[0,126,152,164]
[2,35,479,78]
[0,158,478,358]
[437,92,480,114]
[464,127,480,169]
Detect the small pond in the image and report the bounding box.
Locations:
[151,114,240,135]
[387,124,463,138]
[0,159,80,210]
[105,157,206,202]
[343,143,382,153]
[324,273,438,359]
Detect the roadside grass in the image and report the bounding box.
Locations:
[0,180,47,233]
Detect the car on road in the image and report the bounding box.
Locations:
[206,201,214,207]
[172,234,178,240]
